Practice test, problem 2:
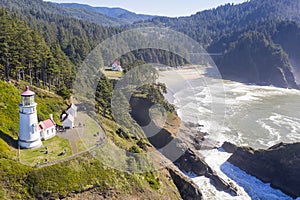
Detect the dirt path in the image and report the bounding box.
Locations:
[56,109,106,155]
[57,129,80,154]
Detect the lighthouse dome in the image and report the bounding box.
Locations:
[21,86,35,96]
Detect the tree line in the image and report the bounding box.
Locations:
[0,9,74,91]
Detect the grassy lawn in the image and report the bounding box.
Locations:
[102,69,123,79]
[19,136,72,166]
[76,140,86,152]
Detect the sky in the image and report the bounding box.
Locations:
[45,0,247,17]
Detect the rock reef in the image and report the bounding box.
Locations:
[224,142,300,198]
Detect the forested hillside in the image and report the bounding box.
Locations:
[0,9,74,90]
[145,0,300,47]
[2,0,300,89]
[0,0,127,26]
[2,1,122,63]
[136,0,300,88]
[0,1,122,94]
[217,31,297,88]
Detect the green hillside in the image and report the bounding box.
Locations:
[0,80,66,159]
[0,79,180,199]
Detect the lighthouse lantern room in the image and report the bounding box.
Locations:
[19,86,42,148]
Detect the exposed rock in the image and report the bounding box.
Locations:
[221,141,237,153]
[167,165,202,200]
[185,121,203,128]
[176,148,238,196]
[176,148,208,176]
[228,142,300,198]
[218,32,298,89]
[130,96,238,197]
[193,131,207,150]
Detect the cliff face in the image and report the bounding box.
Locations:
[226,142,300,198]
[218,32,298,89]
[129,97,177,149]
[130,96,238,197]
[273,21,300,84]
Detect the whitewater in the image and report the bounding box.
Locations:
[158,67,300,200]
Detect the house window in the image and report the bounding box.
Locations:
[47,130,49,135]
[52,128,54,133]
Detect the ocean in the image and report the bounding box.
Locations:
[158,67,300,199]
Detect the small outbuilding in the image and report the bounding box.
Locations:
[39,114,56,140]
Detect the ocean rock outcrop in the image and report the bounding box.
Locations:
[167,165,202,200]
[176,148,238,196]
[227,142,300,198]
[221,141,237,153]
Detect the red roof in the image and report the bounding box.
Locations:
[21,86,35,96]
[38,119,55,130]
[113,61,121,66]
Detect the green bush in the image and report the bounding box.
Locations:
[144,172,160,190]
[128,146,142,154]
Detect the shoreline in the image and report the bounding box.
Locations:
[158,66,223,148]
[157,67,300,199]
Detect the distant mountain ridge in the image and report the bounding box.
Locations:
[60,3,155,24]
[0,0,150,26]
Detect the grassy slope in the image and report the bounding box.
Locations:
[0,80,67,160]
[0,81,66,140]
[19,136,72,166]
[0,81,180,199]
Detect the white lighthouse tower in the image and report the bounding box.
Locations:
[19,86,42,148]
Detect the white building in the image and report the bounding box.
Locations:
[19,86,43,148]
[62,113,74,129]
[39,114,56,140]
[66,103,77,118]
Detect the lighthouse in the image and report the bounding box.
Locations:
[19,86,42,148]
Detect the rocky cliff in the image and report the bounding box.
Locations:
[176,148,237,196]
[225,142,300,198]
[218,32,298,89]
[167,165,202,200]
[130,96,238,198]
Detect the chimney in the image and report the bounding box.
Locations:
[50,114,53,120]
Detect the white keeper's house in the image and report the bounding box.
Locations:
[61,103,77,129]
